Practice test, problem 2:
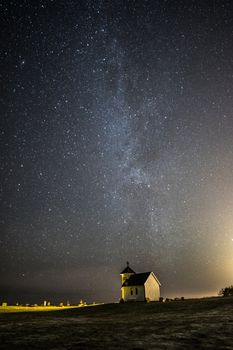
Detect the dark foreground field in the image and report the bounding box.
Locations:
[1,297,233,349]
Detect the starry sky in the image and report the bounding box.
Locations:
[1,0,233,304]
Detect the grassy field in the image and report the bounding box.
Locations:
[0,306,81,313]
[0,297,233,349]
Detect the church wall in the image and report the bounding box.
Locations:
[144,274,160,301]
[122,286,145,302]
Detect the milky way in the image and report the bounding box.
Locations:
[1,0,233,303]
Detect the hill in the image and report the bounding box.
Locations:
[0,297,233,349]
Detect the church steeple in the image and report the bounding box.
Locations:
[120,262,135,285]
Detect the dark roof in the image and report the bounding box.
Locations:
[120,266,136,274]
[122,272,151,286]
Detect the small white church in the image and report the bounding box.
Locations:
[120,262,161,302]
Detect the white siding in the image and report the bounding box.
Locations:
[144,273,160,301]
[122,286,145,301]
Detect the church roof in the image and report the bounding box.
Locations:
[122,272,151,286]
[120,265,136,274]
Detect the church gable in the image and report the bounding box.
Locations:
[149,272,161,286]
[144,273,161,301]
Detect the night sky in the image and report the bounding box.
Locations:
[1,0,233,304]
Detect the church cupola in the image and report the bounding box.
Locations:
[120,262,135,285]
